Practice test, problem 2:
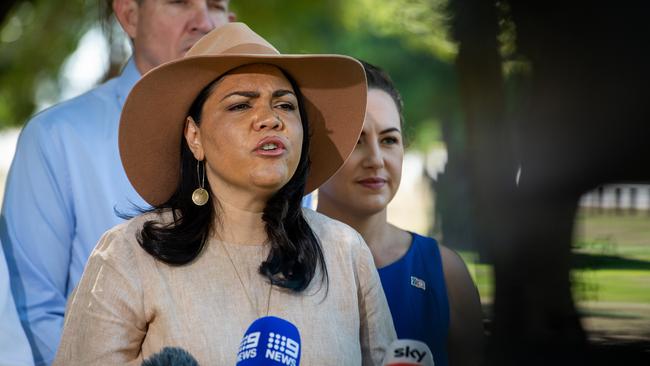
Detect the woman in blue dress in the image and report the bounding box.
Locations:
[317,60,484,366]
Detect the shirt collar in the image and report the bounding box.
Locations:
[116,58,142,106]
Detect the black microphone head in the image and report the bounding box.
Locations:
[141,347,200,366]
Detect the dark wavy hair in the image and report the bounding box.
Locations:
[137,69,327,292]
[358,59,405,130]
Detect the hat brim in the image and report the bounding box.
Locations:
[119,54,367,206]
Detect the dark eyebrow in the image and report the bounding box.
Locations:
[221,91,259,101]
[221,90,295,101]
[379,127,401,135]
[273,90,295,98]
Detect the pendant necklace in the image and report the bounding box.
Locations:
[221,241,273,318]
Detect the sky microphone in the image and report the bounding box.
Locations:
[141,346,200,366]
[382,339,435,366]
[236,316,301,366]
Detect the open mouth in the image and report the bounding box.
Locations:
[260,143,279,151]
[255,136,286,156]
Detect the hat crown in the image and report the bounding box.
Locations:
[120,22,367,206]
[186,23,279,57]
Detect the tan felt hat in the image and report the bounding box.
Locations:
[119,23,367,206]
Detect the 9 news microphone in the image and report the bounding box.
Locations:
[236,316,301,366]
[382,339,435,366]
[141,346,200,366]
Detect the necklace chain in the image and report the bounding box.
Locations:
[221,241,272,318]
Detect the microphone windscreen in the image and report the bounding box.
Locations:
[382,339,435,366]
[236,316,301,366]
[141,346,200,366]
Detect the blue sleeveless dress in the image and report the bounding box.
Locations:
[377,233,449,366]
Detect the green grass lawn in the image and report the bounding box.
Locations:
[573,211,650,304]
[573,269,650,303]
[461,210,650,339]
[460,211,650,305]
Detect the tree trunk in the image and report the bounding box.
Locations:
[450,0,588,363]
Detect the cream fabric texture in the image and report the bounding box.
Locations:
[54,209,396,365]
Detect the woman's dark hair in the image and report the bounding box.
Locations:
[138,69,327,292]
[358,59,405,129]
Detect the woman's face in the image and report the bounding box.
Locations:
[319,88,404,216]
[185,64,303,203]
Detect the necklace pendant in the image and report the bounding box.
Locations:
[221,242,273,318]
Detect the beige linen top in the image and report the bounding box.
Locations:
[54,208,396,365]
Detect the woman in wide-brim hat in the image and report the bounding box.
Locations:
[54,23,396,365]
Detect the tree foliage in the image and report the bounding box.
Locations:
[0,0,98,128]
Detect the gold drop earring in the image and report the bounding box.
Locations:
[191,160,209,206]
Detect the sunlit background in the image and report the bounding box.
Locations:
[1,0,649,361]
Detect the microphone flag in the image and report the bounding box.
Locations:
[236,316,301,366]
[382,339,435,366]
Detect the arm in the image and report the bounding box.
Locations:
[0,119,75,365]
[356,233,397,366]
[0,243,34,366]
[440,246,484,366]
[53,228,146,366]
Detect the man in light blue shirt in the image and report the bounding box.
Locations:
[0,1,234,364]
[0,242,33,366]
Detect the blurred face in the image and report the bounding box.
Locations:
[118,0,232,74]
[185,64,304,202]
[319,88,404,216]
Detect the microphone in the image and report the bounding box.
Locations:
[382,339,435,366]
[141,346,200,366]
[236,316,301,366]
